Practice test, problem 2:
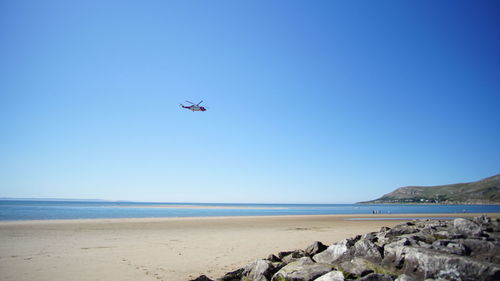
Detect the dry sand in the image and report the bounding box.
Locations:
[0,213,497,281]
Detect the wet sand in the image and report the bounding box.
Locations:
[0,213,497,281]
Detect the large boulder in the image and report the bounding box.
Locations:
[313,238,357,265]
[472,215,492,227]
[417,220,449,232]
[278,251,295,259]
[314,271,345,281]
[281,250,307,264]
[361,232,379,243]
[271,257,333,281]
[353,238,383,263]
[430,240,470,256]
[305,241,328,256]
[453,218,483,237]
[386,224,419,237]
[382,243,500,280]
[431,230,456,240]
[339,257,374,278]
[376,223,426,246]
[217,268,243,281]
[459,238,500,263]
[242,260,278,281]
[267,254,281,263]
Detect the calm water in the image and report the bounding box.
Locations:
[0,200,499,221]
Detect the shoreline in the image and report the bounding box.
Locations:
[115,204,289,209]
[1,212,497,225]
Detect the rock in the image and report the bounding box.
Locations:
[394,274,416,281]
[339,257,374,278]
[272,262,286,270]
[271,257,333,281]
[432,230,454,240]
[361,232,379,243]
[380,226,391,232]
[460,238,500,263]
[278,251,294,259]
[210,216,500,281]
[390,237,414,247]
[356,273,394,281]
[305,241,328,256]
[217,268,243,281]
[242,260,277,281]
[382,244,500,280]
[408,233,439,245]
[378,225,426,246]
[190,275,214,281]
[314,270,345,281]
[281,250,307,264]
[430,240,470,256]
[313,238,357,265]
[267,254,281,263]
[386,225,419,237]
[473,215,492,226]
[353,238,383,263]
[453,218,483,237]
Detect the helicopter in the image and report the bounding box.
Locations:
[180,100,207,112]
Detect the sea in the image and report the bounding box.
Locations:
[1,200,499,221]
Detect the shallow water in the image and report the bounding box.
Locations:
[1,200,499,221]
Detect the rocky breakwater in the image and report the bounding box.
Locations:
[191,216,500,281]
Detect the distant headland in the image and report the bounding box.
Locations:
[359,174,500,204]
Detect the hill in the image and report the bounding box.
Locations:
[359,174,500,204]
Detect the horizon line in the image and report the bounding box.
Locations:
[0,197,357,205]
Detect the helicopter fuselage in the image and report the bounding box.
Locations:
[182,105,206,112]
[181,100,207,112]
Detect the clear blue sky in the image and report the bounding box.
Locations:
[1,0,499,203]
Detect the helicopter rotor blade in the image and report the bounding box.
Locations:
[186,101,195,105]
[197,100,203,106]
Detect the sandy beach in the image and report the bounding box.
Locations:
[0,213,497,281]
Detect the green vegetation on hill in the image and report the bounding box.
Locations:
[359,174,500,204]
